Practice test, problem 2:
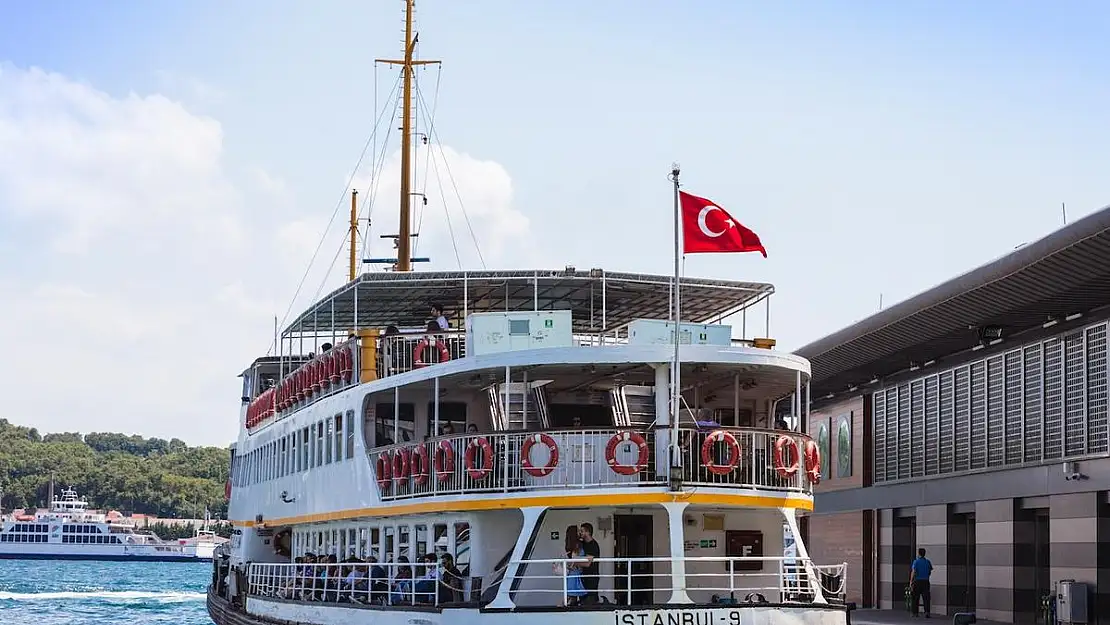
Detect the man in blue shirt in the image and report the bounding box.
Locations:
[910,548,933,617]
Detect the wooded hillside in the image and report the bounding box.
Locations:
[0,419,229,518]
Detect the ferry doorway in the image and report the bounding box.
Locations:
[614,515,654,606]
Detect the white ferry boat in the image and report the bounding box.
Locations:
[0,488,211,561]
[207,3,848,624]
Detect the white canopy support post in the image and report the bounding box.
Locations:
[487,506,548,609]
[654,364,671,477]
[781,507,827,604]
[662,501,693,604]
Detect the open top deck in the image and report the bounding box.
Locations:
[283,269,774,336]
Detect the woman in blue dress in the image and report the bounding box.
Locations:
[561,525,587,606]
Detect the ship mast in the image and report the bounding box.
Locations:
[376,0,440,272]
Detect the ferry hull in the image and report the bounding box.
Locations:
[0,552,206,562]
[208,590,850,625]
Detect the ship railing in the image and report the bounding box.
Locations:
[246,561,479,607]
[376,330,761,377]
[369,427,813,502]
[498,556,847,607]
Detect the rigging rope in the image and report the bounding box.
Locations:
[415,80,487,269]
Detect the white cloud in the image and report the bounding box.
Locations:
[0,63,529,445]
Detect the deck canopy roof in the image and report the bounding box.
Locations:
[284,269,774,336]
[795,204,1110,397]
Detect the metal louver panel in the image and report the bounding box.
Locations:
[986,355,1005,468]
[1064,332,1086,457]
[938,371,954,473]
[1022,344,1043,462]
[1004,350,1022,464]
[885,390,898,480]
[910,380,925,478]
[897,385,911,480]
[969,362,987,470]
[873,390,887,482]
[1043,338,1064,459]
[924,376,939,475]
[953,367,970,472]
[1087,324,1109,455]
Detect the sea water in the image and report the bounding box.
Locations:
[0,560,212,625]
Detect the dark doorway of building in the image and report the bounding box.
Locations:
[614,515,653,605]
[892,514,916,607]
[948,512,976,612]
[1033,510,1050,623]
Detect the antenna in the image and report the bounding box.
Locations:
[1061,202,1067,225]
[349,189,358,282]
[376,0,441,272]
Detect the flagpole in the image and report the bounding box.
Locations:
[670,163,682,477]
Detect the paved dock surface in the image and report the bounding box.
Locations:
[851,610,1007,625]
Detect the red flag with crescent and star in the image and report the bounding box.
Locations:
[679,191,767,257]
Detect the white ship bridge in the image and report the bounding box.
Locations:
[219,270,845,625]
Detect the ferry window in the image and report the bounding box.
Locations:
[375,402,415,446]
[398,525,410,560]
[348,528,357,557]
[325,418,334,464]
[454,522,471,574]
[345,411,356,459]
[291,435,299,474]
[415,525,428,559]
[316,422,325,466]
[426,402,467,435]
[334,414,344,462]
[369,527,381,562]
[280,437,288,477]
[301,427,310,470]
[384,527,395,562]
[433,524,448,555]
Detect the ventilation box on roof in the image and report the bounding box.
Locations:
[465,310,574,356]
[626,319,732,347]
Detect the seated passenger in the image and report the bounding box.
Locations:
[413,553,439,602]
[390,556,413,604]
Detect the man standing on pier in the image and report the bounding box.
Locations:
[909,547,933,618]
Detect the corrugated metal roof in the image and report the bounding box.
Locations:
[795,204,1110,396]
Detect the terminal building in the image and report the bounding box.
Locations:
[793,205,1110,624]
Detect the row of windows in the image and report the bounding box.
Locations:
[873,321,1109,482]
[293,520,472,573]
[232,411,356,487]
[1,534,46,543]
[63,524,104,533]
[8,524,48,533]
[62,535,121,544]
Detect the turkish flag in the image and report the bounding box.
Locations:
[680,191,767,257]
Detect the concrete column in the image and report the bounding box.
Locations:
[1049,493,1100,623]
[916,504,949,616]
[878,509,913,610]
[974,498,1017,623]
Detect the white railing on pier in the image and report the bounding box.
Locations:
[369,427,814,502]
[247,561,477,607]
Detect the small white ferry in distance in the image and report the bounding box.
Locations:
[207,2,848,625]
[0,488,212,561]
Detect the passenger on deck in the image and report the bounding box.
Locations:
[430,304,449,330]
[466,423,478,434]
[414,553,439,602]
[561,525,587,606]
[775,416,790,431]
[577,523,601,604]
[390,556,413,604]
[440,422,455,436]
[321,342,333,352]
[438,553,464,604]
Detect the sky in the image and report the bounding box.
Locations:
[2,1,1109,446]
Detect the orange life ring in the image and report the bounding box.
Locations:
[773,435,800,479]
[339,347,353,382]
[464,437,494,480]
[312,359,324,392]
[392,448,411,487]
[521,433,560,478]
[701,430,741,476]
[804,439,821,484]
[605,431,649,476]
[434,439,455,482]
[410,445,429,486]
[413,338,451,368]
[329,350,341,384]
[320,353,332,390]
[376,453,392,491]
[303,366,314,398]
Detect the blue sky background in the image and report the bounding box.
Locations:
[2,1,1109,443]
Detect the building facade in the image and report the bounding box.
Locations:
[794,206,1110,623]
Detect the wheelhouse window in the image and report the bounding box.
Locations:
[426,401,467,436]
